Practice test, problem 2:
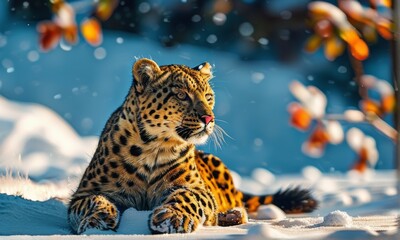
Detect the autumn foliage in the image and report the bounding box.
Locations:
[37,0,118,51]
[290,0,395,172]
[306,0,392,61]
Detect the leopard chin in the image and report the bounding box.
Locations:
[186,123,214,145]
[187,132,210,145]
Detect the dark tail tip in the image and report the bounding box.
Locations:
[272,186,318,214]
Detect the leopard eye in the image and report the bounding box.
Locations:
[176,91,187,100]
[193,63,205,71]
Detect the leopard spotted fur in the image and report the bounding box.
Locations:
[68,58,317,234]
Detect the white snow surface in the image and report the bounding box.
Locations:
[255,204,286,220]
[0,94,399,239]
[0,95,98,181]
[319,210,353,227]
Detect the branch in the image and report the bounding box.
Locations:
[365,112,397,142]
[324,112,397,142]
[348,50,368,99]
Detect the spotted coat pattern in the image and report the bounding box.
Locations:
[68,59,317,234]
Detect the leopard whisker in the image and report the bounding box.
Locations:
[214,119,229,124]
[209,124,230,150]
[210,132,221,149]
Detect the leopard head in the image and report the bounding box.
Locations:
[132,58,217,145]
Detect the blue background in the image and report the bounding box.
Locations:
[0,1,395,176]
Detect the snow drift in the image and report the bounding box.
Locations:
[0,91,398,239]
[0,95,98,181]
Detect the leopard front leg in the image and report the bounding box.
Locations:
[68,195,120,234]
[149,187,217,234]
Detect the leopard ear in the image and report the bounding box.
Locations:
[133,58,161,92]
[193,62,213,81]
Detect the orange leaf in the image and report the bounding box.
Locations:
[370,0,392,8]
[349,38,369,61]
[53,1,76,28]
[302,125,330,157]
[383,0,392,8]
[63,25,78,45]
[352,147,368,172]
[96,0,119,21]
[339,0,364,22]
[381,95,395,113]
[324,36,345,61]
[289,104,313,131]
[314,19,333,38]
[360,99,382,116]
[37,21,62,51]
[304,35,323,53]
[376,19,393,40]
[340,28,359,43]
[309,126,330,146]
[81,18,103,46]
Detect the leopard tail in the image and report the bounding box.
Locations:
[241,186,318,214]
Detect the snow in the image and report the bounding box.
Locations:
[349,188,372,204]
[244,225,293,240]
[301,166,322,182]
[0,173,72,201]
[0,95,98,181]
[256,205,286,220]
[0,96,398,239]
[1,23,395,174]
[320,210,353,227]
[2,185,396,239]
[0,175,398,239]
[83,208,152,235]
[278,217,323,228]
[251,168,275,185]
[0,17,399,239]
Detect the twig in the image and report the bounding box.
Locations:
[346,38,398,142]
[324,112,397,142]
[348,50,368,99]
[365,112,397,142]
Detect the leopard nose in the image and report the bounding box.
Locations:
[201,115,214,125]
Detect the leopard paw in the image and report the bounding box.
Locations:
[218,207,248,226]
[69,195,120,234]
[149,204,200,234]
[76,210,119,234]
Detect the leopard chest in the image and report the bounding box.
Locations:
[100,145,202,210]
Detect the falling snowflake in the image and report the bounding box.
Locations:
[94,47,107,60]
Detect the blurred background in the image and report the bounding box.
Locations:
[0,0,395,180]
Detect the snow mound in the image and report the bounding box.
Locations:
[242,225,290,240]
[0,173,74,201]
[325,229,379,239]
[320,210,353,227]
[314,177,339,193]
[0,193,69,235]
[332,192,353,206]
[230,170,242,188]
[383,187,397,196]
[256,204,286,220]
[0,96,98,181]
[301,166,322,182]
[350,188,371,204]
[251,168,275,185]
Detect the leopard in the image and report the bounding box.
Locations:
[67,58,318,234]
